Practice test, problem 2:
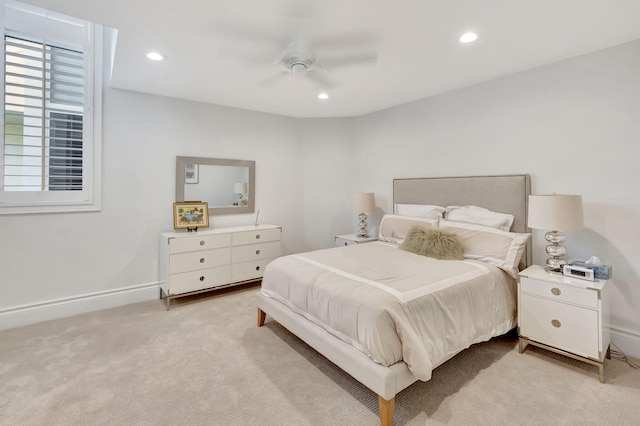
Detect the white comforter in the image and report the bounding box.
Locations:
[260,241,517,381]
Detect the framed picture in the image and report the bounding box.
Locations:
[173,201,209,230]
[185,164,198,184]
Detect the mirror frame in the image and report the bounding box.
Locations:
[176,156,255,216]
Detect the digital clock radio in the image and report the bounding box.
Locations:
[563,264,595,281]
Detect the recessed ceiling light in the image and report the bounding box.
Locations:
[318,92,329,100]
[459,32,478,44]
[146,52,164,61]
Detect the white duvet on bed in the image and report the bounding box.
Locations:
[260,241,517,381]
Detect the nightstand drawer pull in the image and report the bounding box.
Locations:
[256,249,260,255]
[344,242,348,246]
[199,258,205,263]
[256,266,261,271]
[199,276,205,282]
[551,287,561,296]
[200,240,205,246]
[255,234,261,239]
[551,319,561,328]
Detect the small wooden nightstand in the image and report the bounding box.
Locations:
[518,265,611,382]
[334,234,378,247]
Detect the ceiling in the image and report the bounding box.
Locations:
[21,0,640,118]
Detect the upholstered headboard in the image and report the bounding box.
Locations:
[393,174,532,269]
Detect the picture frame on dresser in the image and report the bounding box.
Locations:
[173,201,209,230]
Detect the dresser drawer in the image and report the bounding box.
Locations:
[232,241,281,263]
[519,293,600,359]
[168,266,232,295]
[232,228,281,246]
[232,258,275,282]
[520,277,598,309]
[169,233,231,254]
[169,248,231,274]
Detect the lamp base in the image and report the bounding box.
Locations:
[357,212,369,238]
[544,230,567,273]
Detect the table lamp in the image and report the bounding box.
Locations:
[352,192,375,238]
[528,194,584,272]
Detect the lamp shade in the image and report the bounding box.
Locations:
[352,192,375,213]
[528,194,584,231]
[234,182,247,194]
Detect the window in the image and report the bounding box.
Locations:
[1,1,102,214]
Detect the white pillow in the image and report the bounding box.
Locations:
[439,219,530,278]
[445,205,515,232]
[394,204,445,220]
[378,214,439,244]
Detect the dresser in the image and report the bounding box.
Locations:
[159,224,282,309]
[518,265,610,382]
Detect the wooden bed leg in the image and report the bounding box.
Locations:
[257,308,266,327]
[378,395,394,426]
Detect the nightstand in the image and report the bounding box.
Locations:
[334,234,378,247]
[518,265,611,382]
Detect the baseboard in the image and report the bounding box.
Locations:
[0,282,161,331]
[610,325,640,360]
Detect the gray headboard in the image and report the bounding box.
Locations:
[393,174,532,269]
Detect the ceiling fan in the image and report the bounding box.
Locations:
[255,37,377,88]
[212,2,378,88]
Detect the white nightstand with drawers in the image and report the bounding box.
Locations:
[159,224,281,309]
[518,265,610,382]
[334,234,378,247]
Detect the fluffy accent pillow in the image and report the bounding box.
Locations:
[399,226,464,260]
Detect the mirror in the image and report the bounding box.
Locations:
[176,156,255,215]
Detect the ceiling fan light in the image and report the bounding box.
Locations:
[291,63,307,74]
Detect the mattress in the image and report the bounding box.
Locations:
[260,241,517,381]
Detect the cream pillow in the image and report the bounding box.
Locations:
[399,226,464,260]
[378,214,438,244]
[394,204,445,220]
[439,219,530,277]
[445,205,515,232]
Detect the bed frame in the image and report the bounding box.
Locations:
[256,174,531,425]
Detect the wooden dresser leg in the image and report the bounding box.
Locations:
[257,308,266,327]
[378,395,394,426]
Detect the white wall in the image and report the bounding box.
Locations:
[348,40,640,355]
[0,88,305,321]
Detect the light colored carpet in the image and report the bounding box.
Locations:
[1,284,639,426]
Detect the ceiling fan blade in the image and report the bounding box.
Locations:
[305,71,338,89]
[255,72,288,87]
[312,32,377,51]
[217,43,281,67]
[320,52,378,69]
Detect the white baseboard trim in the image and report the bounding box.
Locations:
[0,282,161,331]
[610,325,640,360]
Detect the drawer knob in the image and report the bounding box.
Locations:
[200,240,205,246]
[551,287,561,296]
[551,319,561,328]
[256,266,261,271]
[255,234,261,239]
[256,249,261,255]
[199,258,205,263]
[199,276,205,282]
[344,242,348,246]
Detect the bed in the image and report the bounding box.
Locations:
[256,175,531,425]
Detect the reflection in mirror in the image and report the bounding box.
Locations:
[176,156,255,216]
